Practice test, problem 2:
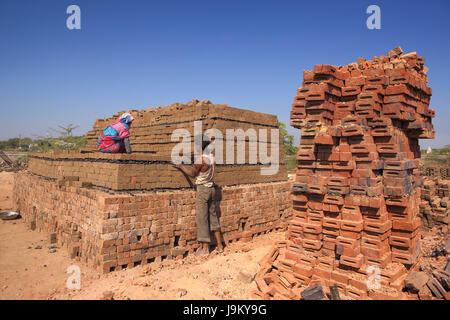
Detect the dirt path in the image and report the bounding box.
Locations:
[0,218,93,299]
[0,172,14,211]
[0,172,84,299]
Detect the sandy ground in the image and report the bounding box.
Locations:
[0,171,283,300]
[1,171,82,299]
[0,218,89,299]
[61,234,280,300]
[0,216,282,300]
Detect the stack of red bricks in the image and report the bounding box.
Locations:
[253,47,436,300]
[420,178,450,229]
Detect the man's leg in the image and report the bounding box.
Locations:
[213,231,223,252]
[208,188,223,252]
[196,185,211,255]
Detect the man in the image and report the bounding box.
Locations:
[173,139,223,256]
[97,113,134,154]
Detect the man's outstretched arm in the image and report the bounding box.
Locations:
[173,163,201,178]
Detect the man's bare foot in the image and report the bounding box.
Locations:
[195,247,209,256]
[216,246,224,253]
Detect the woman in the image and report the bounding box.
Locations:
[97,113,134,153]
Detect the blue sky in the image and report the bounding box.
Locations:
[0,0,449,149]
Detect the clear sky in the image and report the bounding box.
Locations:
[0,0,449,149]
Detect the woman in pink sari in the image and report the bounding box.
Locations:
[97,113,134,153]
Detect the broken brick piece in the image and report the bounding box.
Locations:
[301,283,325,300]
[405,271,429,293]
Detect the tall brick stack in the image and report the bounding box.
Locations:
[254,47,436,300]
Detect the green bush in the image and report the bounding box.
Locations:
[285,154,297,170]
[0,136,87,152]
[279,122,299,155]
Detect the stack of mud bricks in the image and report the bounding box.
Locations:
[420,178,449,228]
[85,99,281,159]
[253,47,436,300]
[28,100,287,191]
[18,100,293,273]
[15,172,292,273]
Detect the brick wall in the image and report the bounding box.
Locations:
[14,172,292,273]
[28,152,288,190]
